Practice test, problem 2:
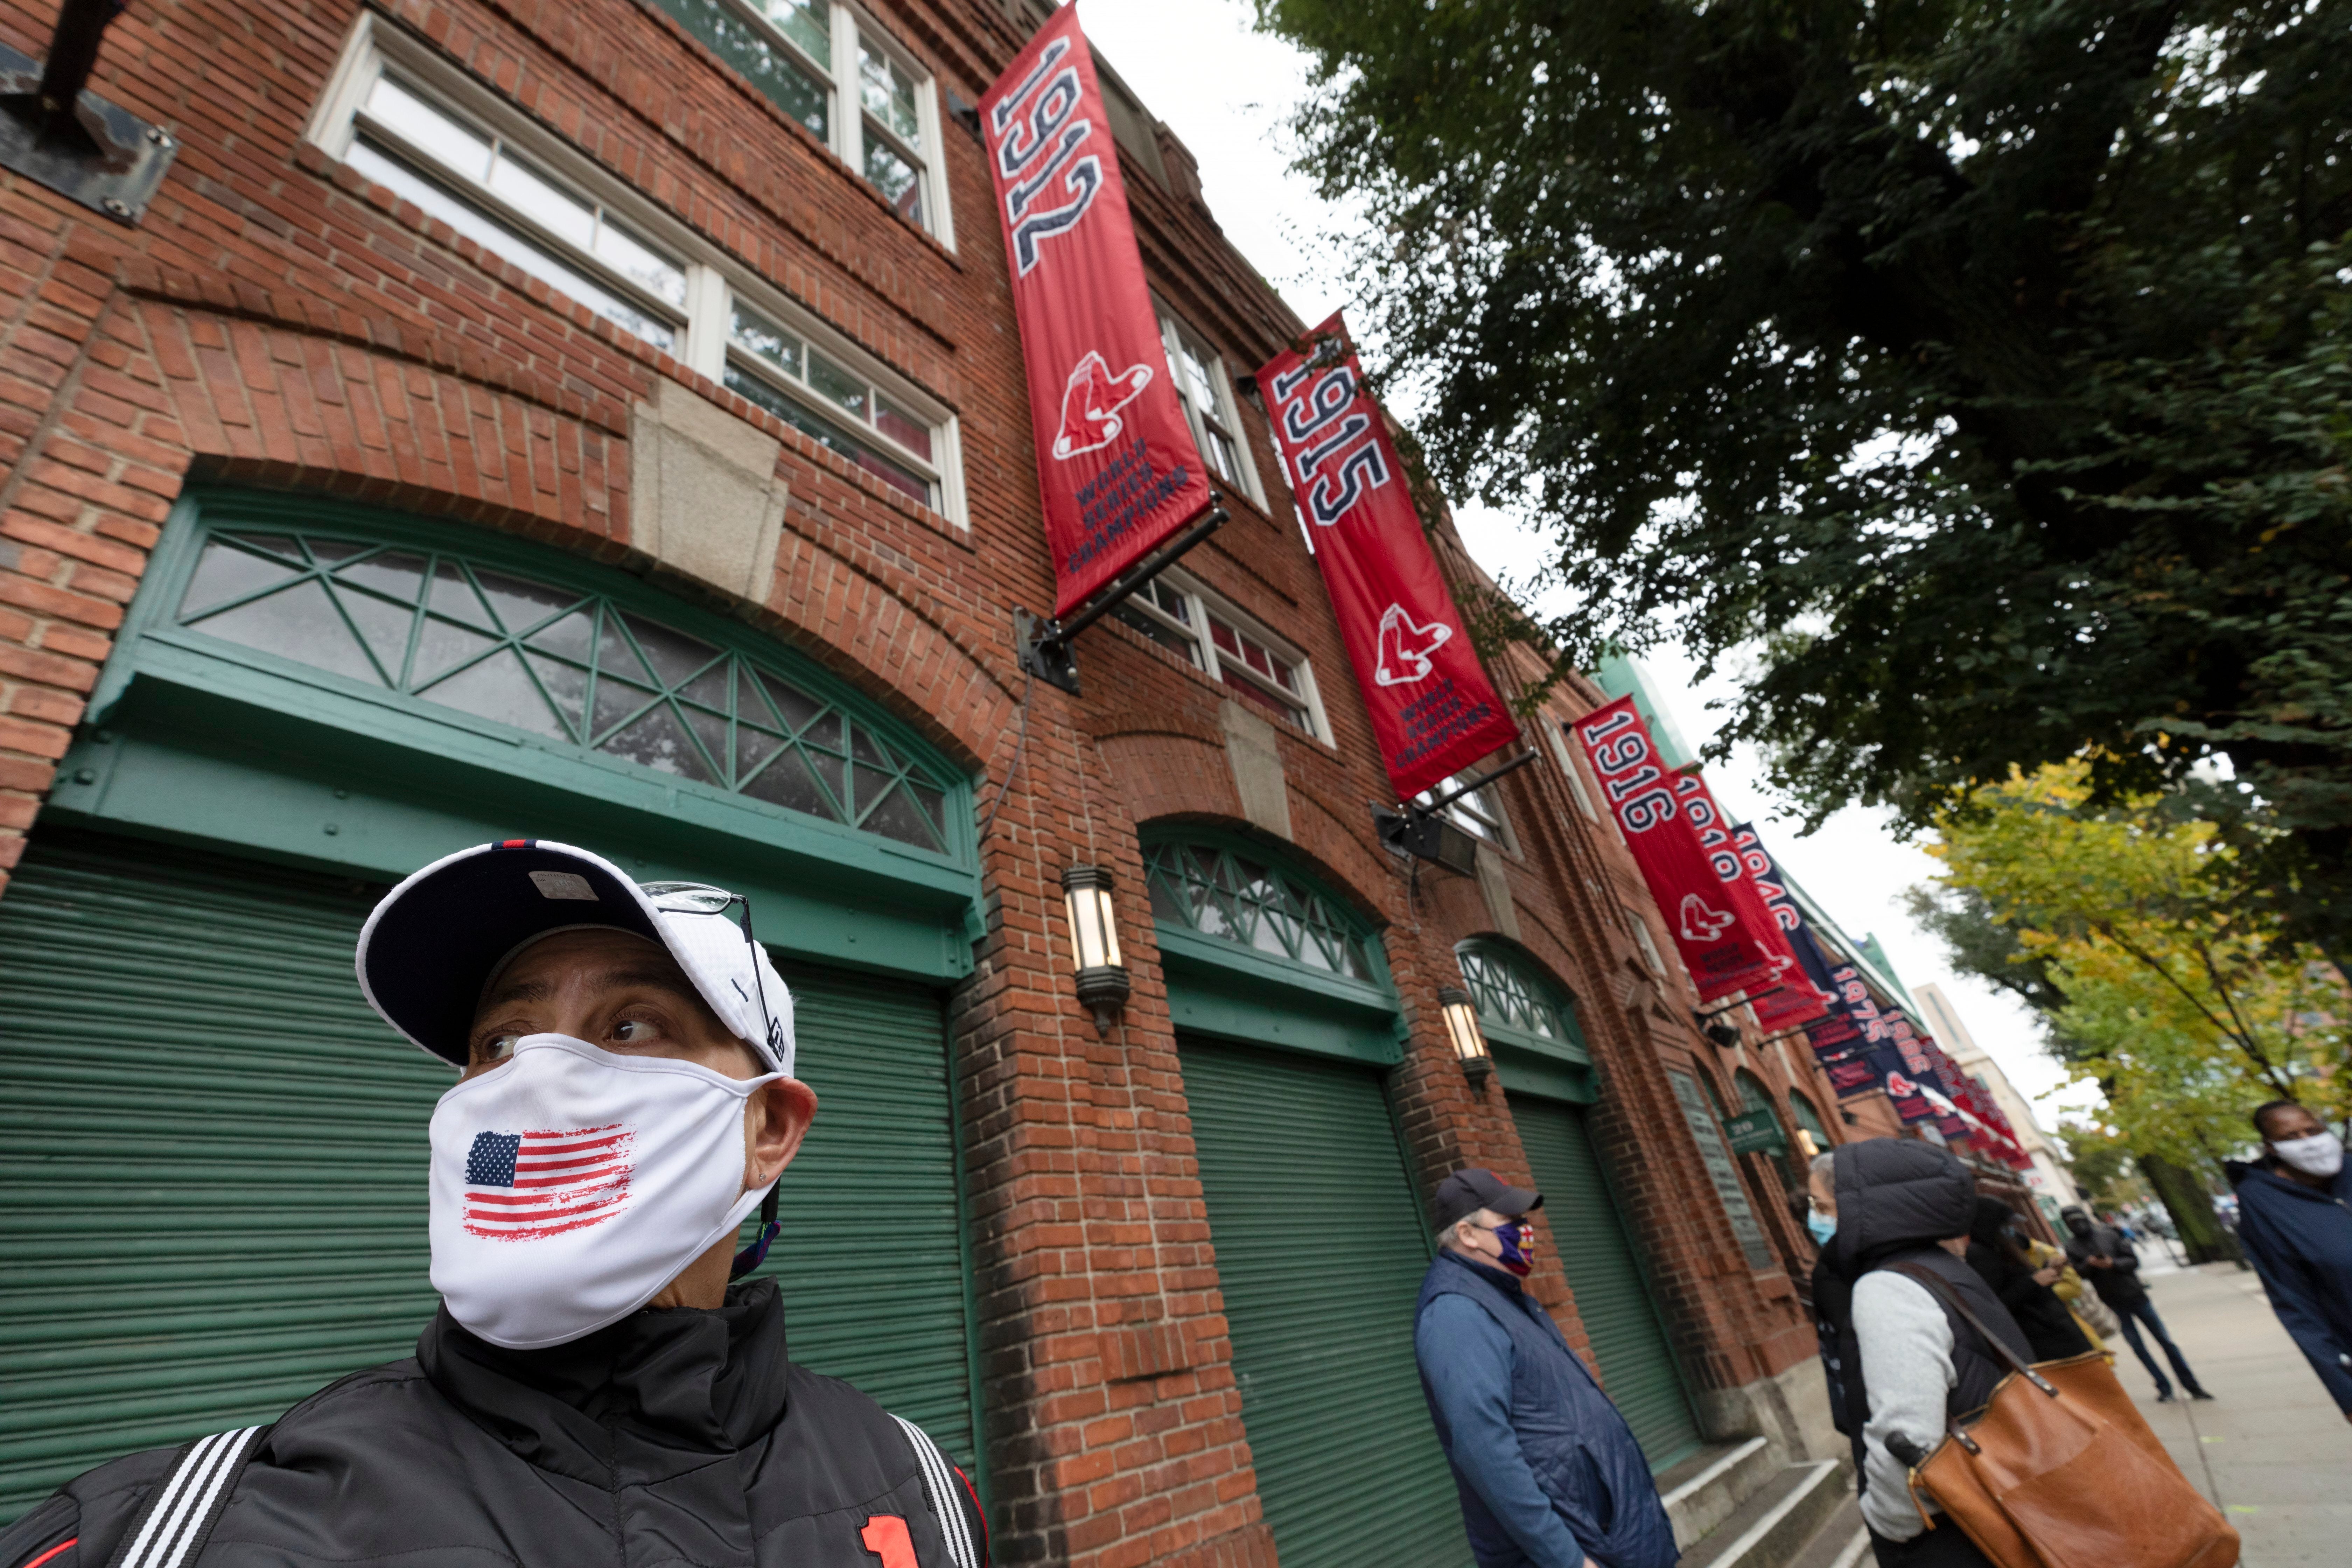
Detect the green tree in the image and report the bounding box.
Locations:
[1922,764,2351,1252]
[1258,0,2352,945]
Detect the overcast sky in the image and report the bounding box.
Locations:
[1074,0,2103,1132]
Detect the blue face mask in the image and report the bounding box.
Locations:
[1806,1210,1836,1245]
[1490,1220,1535,1277]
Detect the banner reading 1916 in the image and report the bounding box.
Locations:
[1570,695,1779,1002]
[979,5,1211,617]
[1257,313,1519,800]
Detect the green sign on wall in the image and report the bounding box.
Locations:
[1723,1108,1788,1157]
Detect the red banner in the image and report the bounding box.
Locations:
[1671,774,1812,1026]
[1570,696,1780,1002]
[980,7,1211,617]
[1256,314,1518,800]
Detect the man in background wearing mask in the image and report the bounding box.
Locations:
[2062,1203,2214,1403]
[0,841,987,1568]
[1413,1168,1676,1568]
[2226,1101,2352,1421]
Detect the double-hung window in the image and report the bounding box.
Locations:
[645,0,948,242]
[1160,314,1260,501]
[1110,572,1326,740]
[347,76,690,352]
[307,14,961,521]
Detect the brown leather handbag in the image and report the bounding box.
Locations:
[1883,1262,2239,1568]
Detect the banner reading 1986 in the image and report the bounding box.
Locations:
[1257,313,1519,800]
[979,5,1211,617]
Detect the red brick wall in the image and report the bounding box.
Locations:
[0,0,1842,1561]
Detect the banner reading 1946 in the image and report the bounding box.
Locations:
[979,5,1211,617]
[1257,313,1519,801]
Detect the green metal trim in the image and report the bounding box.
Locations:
[53,682,970,981]
[100,490,978,872]
[1454,937,1591,1063]
[1492,1041,1597,1104]
[1159,929,1402,1065]
[946,1003,990,1513]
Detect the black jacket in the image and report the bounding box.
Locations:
[1964,1198,2092,1363]
[2063,1223,2149,1311]
[0,1281,987,1568]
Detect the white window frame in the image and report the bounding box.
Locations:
[1158,310,1264,504]
[304,13,965,525]
[648,0,951,246]
[1108,568,1328,742]
[1414,770,1516,851]
[1544,719,1602,821]
[1624,906,1667,974]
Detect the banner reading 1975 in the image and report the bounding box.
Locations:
[1257,313,1519,801]
[979,5,1210,617]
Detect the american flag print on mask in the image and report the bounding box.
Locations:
[462,1125,636,1240]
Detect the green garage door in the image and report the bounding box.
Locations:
[1507,1093,1701,1470]
[0,829,975,1522]
[1180,1037,1469,1568]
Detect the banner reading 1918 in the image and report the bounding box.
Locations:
[1571,696,1779,1002]
[979,5,1211,617]
[1257,313,1519,800]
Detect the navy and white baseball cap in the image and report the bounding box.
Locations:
[355,839,794,1075]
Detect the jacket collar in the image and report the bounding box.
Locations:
[2232,1156,2352,1203]
[1437,1247,1528,1297]
[417,1278,792,1485]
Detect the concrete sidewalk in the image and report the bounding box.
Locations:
[2105,1258,2352,1567]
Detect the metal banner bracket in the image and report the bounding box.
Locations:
[1013,493,1228,698]
[0,2,179,225]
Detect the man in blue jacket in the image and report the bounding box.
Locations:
[1413,1168,1677,1568]
[2227,1101,2352,1420]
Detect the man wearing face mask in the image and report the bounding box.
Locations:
[2225,1101,2352,1421]
[2061,1202,2214,1403]
[1413,1168,1677,1568]
[0,841,988,1568]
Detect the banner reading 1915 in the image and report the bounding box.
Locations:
[979,5,1211,617]
[1257,313,1519,800]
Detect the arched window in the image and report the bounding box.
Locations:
[1455,940,1584,1054]
[159,514,962,855]
[1143,837,1374,981]
[1734,1070,1783,1133]
[1788,1090,1831,1154]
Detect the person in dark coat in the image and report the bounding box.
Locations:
[2225,1101,2352,1420]
[1414,1168,1677,1568]
[2062,1204,2214,1402]
[1963,1197,2093,1362]
[1822,1139,2037,1568]
[0,842,988,1568]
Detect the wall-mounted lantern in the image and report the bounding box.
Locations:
[1060,865,1129,1034]
[1437,986,1492,1089]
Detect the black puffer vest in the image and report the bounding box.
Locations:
[1817,1140,2035,1483]
[0,1281,987,1568]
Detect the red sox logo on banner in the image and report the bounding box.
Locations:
[1052,352,1152,458]
[1257,314,1518,800]
[981,7,1211,616]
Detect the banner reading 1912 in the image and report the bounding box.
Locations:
[1257,313,1519,800]
[1571,695,1779,1002]
[979,5,1211,617]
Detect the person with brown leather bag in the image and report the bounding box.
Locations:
[1822,1138,2237,1568]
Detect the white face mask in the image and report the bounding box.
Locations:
[2272,1129,2345,1178]
[428,1034,779,1349]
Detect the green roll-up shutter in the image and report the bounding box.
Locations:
[0,830,976,1524]
[1178,1037,1469,1568]
[745,963,977,1468]
[1507,1094,1702,1471]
